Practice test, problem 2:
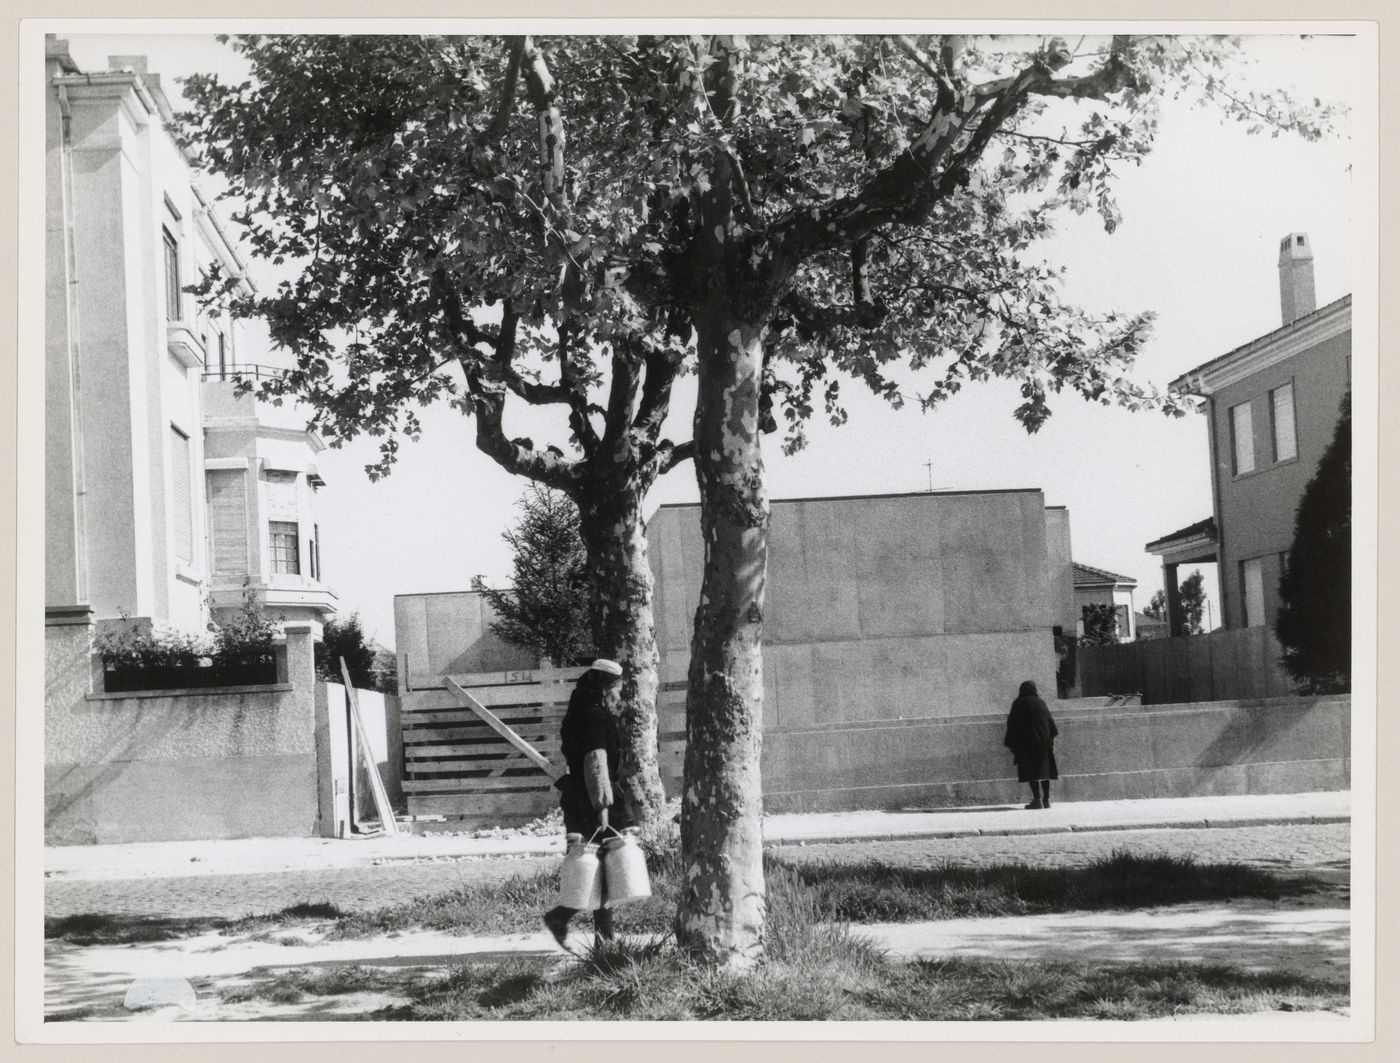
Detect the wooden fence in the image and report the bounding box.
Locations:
[1078,626,1296,704]
[400,665,686,825]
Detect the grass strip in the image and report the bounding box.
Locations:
[46,847,1327,945]
[212,944,1347,1022]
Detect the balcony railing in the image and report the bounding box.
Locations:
[202,362,288,383]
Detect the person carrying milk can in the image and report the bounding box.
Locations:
[544,657,634,947]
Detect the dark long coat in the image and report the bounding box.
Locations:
[557,676,634,836]
[1003,681,1059,782]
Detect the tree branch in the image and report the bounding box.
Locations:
[658,439,696,474]
[778,289,888,340]
[557,324,601,454]
[599,344,643,461]
[768,36,1141,266]
[518,36,567,211]
[486,37,525,142]
[461,351,580,492]
[632,345,685,444]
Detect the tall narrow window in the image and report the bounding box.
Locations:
[170,426,193,563]
[207,469,249,576]
[1230,401,1255,475]
[312,523,322,582]
[162,228,182,322]
[1241,557,1265,628]
[269,521,301,575]
[218,332,228,378]
[1271,382,1297,462]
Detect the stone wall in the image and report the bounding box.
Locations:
[756,695,1350,812]
[45,619,338,844]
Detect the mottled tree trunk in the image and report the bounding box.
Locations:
[578,479,667,833]
[674,305,769,966]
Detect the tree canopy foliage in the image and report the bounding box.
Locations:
[315,611,394,692]
[180,34,1338,467]
[1079,602,1122,646]
[472,485,594,666]
[1179,570,1208,635]
[1275,393,1350,693]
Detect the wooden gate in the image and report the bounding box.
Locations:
[401,665,585,825]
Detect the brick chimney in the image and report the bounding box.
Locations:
[1278,232,1316,326]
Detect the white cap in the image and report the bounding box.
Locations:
[590,658,623,676]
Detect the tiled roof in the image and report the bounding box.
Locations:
[1171,294,1351,389]
[1072,562,1137,588]
[1144,516,1218,552]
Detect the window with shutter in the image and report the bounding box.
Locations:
[1271,382,1297,462]
[163,228,182,322]
[170,426,193,563]
[207,469,249,576]
[1230,401,1255,475]
[1241,557,1265,628]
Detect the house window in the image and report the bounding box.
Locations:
[269,521,301,575]
[218,332,228,378]
[163,228,182,322]
[1240,557,1265,628]
[1271,383,1297,462]
[311,524,322,582]
[1230,401,1255,475]
[208,468,249,576]
[170,426,193,563]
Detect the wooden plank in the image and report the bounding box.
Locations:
[446,677,563,780]
[408,792,558,818]
[340,659,400,835]
[400,705,567,726]
[400,725,559,744]
[403,777,557,794]
[407,751,542,770]
[406,742,560,760]
[448,666,586,689]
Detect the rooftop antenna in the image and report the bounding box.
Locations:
[924,459,934,493]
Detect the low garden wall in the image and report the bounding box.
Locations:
[45,619,341,845]
[756,695,1350,813]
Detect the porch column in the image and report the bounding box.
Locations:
[1164,562,1185,637]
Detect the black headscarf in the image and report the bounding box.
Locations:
[1004,680,1057,756]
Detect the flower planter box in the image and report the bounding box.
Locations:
[102,654,278,694]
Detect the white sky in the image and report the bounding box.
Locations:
[61,30,1362,645]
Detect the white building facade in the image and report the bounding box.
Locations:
[44,38,335,641]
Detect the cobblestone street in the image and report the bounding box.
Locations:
[46,822,1349,922]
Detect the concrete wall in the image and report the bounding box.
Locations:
[394,590,539,692]
[45,620,339,844]
[758,696,1349,812]
[1044,508,1076,632]
[1209,328,1349,630]
[649,491,1061,725]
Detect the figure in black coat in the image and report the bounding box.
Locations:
[1004,680,1059,809]
[544,659,631,948]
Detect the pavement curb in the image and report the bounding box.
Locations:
[762,813,1351,849]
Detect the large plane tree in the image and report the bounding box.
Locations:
[182,33,1339,965]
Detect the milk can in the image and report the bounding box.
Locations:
[557,832,603,910]
[601,826,651,907]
